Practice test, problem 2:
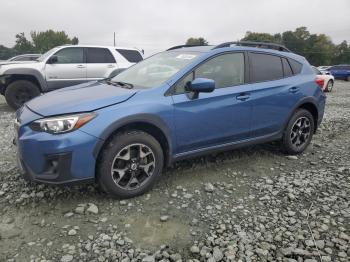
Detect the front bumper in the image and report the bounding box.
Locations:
[15,107,101,185]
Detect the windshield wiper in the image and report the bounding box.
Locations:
[104,79,134,89]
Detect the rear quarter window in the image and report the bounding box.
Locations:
[116,49,143,63]
[288,58,303,74]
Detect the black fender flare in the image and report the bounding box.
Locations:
[3,68,47,91]
[93,113,173,165]
[283,96,320,132]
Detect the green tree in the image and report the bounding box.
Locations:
[14,32,34,53]
[30,30,79,53]
[186,37,209,46]
[241,31,280,43]
[71,36,79,45]
[333,41,350,64]
[0,45,16,60]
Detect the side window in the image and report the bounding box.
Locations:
[173,72,194,94]
[173,53,245,94]
[282,58,293,77]
[116,49,143,63]
[195,53,245,88]
[86,48,116,63]
[53,47,84,64]
[288,58,302,75]
[249,53,283,82]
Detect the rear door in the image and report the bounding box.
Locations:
[45,47,86,90]
[248,52,303,137]
[86,47,117,81]
[172,52,253,154]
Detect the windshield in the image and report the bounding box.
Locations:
[111,51,199,88]
[37,47,60,62]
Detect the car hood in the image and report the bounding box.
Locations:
[26,81,137,116]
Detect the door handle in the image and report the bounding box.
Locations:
[76,65,85,68]
[289,86,299,93]
[236,93,250,101]
[107,64,115,68]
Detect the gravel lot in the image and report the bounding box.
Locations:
[0,81,349,262]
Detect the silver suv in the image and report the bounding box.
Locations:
[0,45,143,109]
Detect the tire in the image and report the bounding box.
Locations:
[5,80,40,110]
[347,76,350,82]
[97,131,164,199]
[282,109,314,155]
[325,80,334,92]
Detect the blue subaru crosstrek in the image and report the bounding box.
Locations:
[14,41,326,198]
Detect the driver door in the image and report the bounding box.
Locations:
[45,47,86,90]
[172,52,253,154]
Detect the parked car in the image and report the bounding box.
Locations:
[14,41,326,198]
[0,45,144,109]
[312,66,334,92]
[327,64,350,81]
[317,65,331,71]
[7,54,42,62]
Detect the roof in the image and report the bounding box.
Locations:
[56,44,142,51]
[166,44,305,62]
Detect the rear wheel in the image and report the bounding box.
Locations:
[282,109,314,155]
[97,131,164,198]
[347,76,350,81]
[5,80,40,110]
[325,80,333,92]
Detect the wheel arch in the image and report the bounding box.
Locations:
[3,68,47,92]
[93,115,173,169]
[285,98,319,134]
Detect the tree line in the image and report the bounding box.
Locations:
[186,27,350,66]
[0,30,78,60]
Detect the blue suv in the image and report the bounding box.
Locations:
[327,64,350,81]
[14,41,326,198]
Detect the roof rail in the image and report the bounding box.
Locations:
[212,41,291,52]
[166,44,208,51]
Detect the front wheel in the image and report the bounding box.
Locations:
[97,131,164,198]
[5,80,40,110]
[282,109,314,155]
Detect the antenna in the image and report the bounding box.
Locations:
[113,32,116,46]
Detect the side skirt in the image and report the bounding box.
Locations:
[171,131,282,163]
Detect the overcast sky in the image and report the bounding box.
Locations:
[0,0,349,55]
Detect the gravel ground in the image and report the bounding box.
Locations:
[0,81,349,262]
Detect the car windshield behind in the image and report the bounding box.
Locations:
[111,51,199,88]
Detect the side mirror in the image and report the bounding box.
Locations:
[188,78,215,93]
[47,55,58,64]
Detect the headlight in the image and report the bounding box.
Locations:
[30,112,96,134]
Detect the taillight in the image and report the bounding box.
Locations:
[315,78,325,91]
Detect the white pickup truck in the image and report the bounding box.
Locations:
[0,45,144,109]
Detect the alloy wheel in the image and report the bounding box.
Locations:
[327,81,333,92]
[290,117,311,148]
[111,143,156,190]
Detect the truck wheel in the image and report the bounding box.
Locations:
[282,109,314,155]
[347,76,350,82]
[97,130,164,199]
[5,80,40,110]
